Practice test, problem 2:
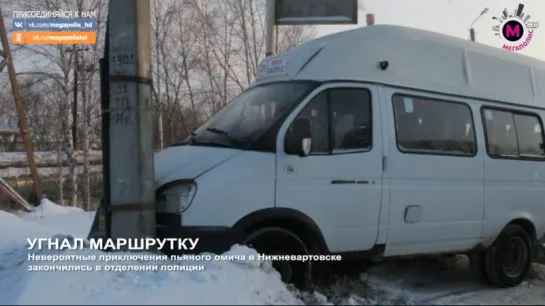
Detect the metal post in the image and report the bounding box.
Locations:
[108,0,155,244]
[101,21,112,240]
[80,52,90,210]
[73,48,78,150]
[265,0,276,56]
[470,8,488,43]
[88,18,111,240]
[0,5,43,203]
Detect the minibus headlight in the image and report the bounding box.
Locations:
[157,182,197,213]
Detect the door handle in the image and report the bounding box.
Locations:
[330,180,372,185]
[331,180,355,184]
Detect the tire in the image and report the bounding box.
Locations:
[243,227,312,289]
[481,224,534,287]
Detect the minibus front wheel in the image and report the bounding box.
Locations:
[243,227,312,289]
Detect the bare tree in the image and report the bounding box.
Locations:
[147,0,317,146]
[150,0,168,150]
[7,0,107,207]
[75,0,107,210]
[192,0,315,120]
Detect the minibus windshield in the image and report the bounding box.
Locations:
[183,81,316,149]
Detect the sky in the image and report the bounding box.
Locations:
[6,0,545,72]
[314,0,545,61]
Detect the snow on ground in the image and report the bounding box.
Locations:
[25,198,85,217]
[0,201,301,305]
[353,257,544,305]
[293,256,545,305]
[1,200,544,305]
[0,151,102,165]
[21,199,95,238]
[0,150,102,178]
[0,164,102,178]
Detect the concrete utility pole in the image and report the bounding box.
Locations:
[108,0,155,245]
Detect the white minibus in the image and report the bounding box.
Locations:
[154,25,545,288]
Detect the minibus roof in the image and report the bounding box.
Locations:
[252,25,545,109]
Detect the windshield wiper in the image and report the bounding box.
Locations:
[206,127,228,135]
[171,131,198,147]
[189,131,197,144]
[205,127,241,145]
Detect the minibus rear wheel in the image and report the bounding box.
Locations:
[243,227,312,289]
[482,224,534,287]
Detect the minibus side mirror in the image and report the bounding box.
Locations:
[285,118,312,157]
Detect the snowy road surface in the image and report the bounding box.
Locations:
[0,200,544,305]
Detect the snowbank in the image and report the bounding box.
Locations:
[0,208,302,305]
[21,199,94,238]
[0,209,60,302]
[24,198,84,218]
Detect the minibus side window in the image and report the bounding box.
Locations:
[482,107,545,159]
[483,109,518,157]
[392,94,476,156]
[514,114,545,157]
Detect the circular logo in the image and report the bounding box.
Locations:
[502,19,524,42]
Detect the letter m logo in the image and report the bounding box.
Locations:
[505,24,521,37]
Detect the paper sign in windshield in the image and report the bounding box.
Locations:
[257,56,288,79]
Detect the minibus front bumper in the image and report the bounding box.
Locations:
[156,213,244,255]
